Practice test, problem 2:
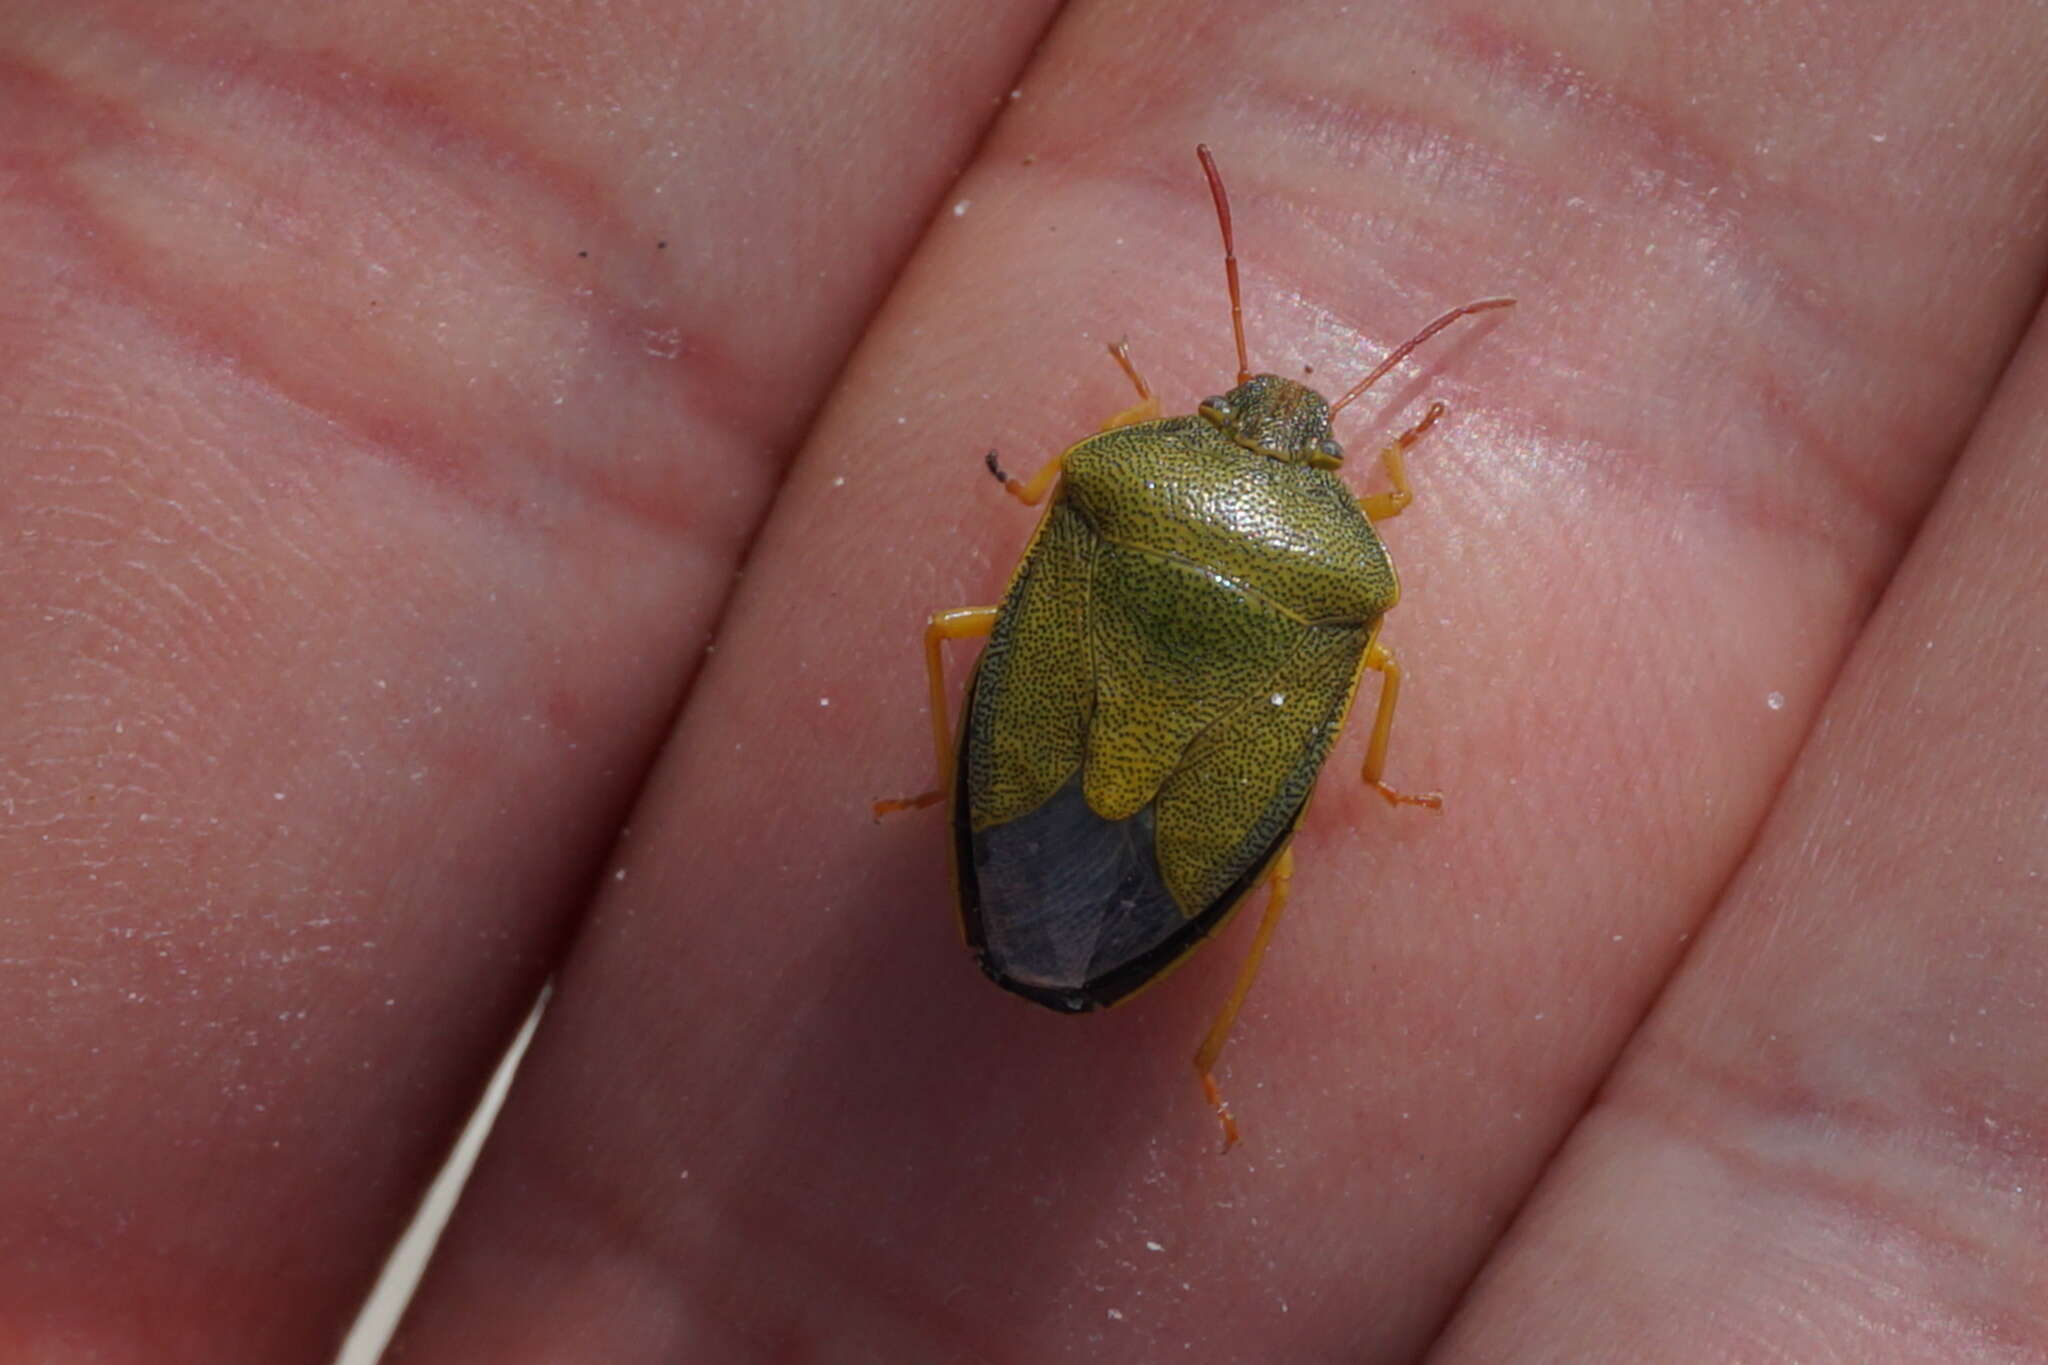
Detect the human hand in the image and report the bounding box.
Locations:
[5,3,2044,1361]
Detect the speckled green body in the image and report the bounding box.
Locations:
[956,377,1399,1012]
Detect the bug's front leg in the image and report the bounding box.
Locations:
[1358,401,1446,523]
[989,341,1161,505]
[1099,339,1162,430]
[871,606,998,818]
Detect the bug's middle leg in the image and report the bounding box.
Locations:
[990,341,1161,505]
[871,605,998,817]
[1194,843,1295,1152]
[1360,639,1443,810]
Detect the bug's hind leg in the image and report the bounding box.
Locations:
[1194,844,1294,1152]
[872,605,998,818]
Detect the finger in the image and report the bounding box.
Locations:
[396,0,2048,1359]
[0,1,1061,1356]
[1430,279,2048,1363]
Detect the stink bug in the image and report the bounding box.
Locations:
[878,146,1511,1147]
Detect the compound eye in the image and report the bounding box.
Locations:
[1197,395,1234,425]
[1310,436,1345,469]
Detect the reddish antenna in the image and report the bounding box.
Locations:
[1196,145,1252,386]
[1328,296,1516,418]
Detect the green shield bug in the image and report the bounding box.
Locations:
[878,146,1511,1148]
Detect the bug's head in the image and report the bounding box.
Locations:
[1198,373,1345,470]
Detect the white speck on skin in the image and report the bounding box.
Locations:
[1145,1240,1164,1253]
[953,200,970,217]
[613,868,627,882]
[819,696,831,707]
[832,475,845,487]
[1107,1309,1124,1322]
[1766,690,1786,710]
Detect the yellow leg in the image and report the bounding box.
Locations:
[1361,640,1442,809]
[988,449,1065,507]
[990,342,1161,505]
[1101,340,1162,429]
[1359,401,1446,523]
[871,606,998,818]
[1194,844,1294,1152]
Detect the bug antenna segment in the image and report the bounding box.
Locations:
[1196,144,1252,386]
[1328,296,1516,419]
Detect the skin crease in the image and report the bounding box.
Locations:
[0,3,2043,1364]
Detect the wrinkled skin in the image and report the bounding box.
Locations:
[3,3,2045,1361]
